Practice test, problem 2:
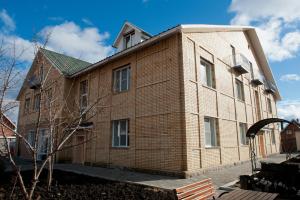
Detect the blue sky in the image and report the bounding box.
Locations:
[1,0,300,121]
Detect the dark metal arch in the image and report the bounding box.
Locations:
[246,118,291,138]
[246,118,297,173]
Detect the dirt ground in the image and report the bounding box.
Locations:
[0,169,175,200]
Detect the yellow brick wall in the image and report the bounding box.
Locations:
[60,34,185,173]
[181,31,280,171]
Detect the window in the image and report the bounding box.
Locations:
[79,80,88,115]
[24,97,30,113]
[235,79,245,101]
[267,98,272,113]
[239,123,248,145]
[200,58,215,88]
[124,32,135,49]
[271,129,276,144]
[33,94,41,111]
[27,131,35,146]
[204,117,218,147]
[37,129,49,160]
[113,66,131,92]
[112,119,129,147]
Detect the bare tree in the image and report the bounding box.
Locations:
[0,38,107,199]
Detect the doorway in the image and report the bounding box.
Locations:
[258,134,266,158]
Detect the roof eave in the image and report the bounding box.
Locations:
[71,25,181,77]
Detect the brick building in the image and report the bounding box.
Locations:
[0,114,16,155]
[280,119,300,153]
[17,22,281,177]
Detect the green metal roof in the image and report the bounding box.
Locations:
[40,48,91,76]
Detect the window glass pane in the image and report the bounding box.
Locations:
[236,80,244,101]
[210,118,216,146]
[205,118,211,146]
[120,135,127,146]
[240,123,245,144]
[80,80,87,95]
[200,61,207,85]
[120,120,127,135]
[112,121,119,146]
[113,70,120,92]
[206,64,212,87]
[121,69,128,91]
[125,35,131,48]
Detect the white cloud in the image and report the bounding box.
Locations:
[280,74,300,81]
[278,100,300,120]
[229,0,300,62]
[0,11,114,122]
[0,11,113,63]
[0,9,15,32]
[39,22,113,62]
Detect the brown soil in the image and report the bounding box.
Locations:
[0,169,175,200]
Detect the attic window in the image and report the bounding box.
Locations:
[124,32,135,49]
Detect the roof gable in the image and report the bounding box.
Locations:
[16,48,91,100]
[113,21,152,49]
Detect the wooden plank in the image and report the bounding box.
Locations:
[242,190,259,200]
[176,178,212,193]
[218,189,279,200]
[177,183,213,199]
[182,188,214,200]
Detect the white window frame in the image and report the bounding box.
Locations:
[235,79,245,101]
[113,66,131,93]
[200,58,215,88]
[204,117,218,147]
[124,32,135,49]
[112,119,129,147]
[239,123,248,145]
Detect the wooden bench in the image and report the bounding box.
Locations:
[174,178,215,200]
[217,189,279,200]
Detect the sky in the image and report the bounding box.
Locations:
[0,0,300,122]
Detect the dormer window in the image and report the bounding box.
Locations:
[124,32,135,49]
[113,22,152,51]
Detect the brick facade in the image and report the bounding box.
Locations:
[17,27,280,177]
